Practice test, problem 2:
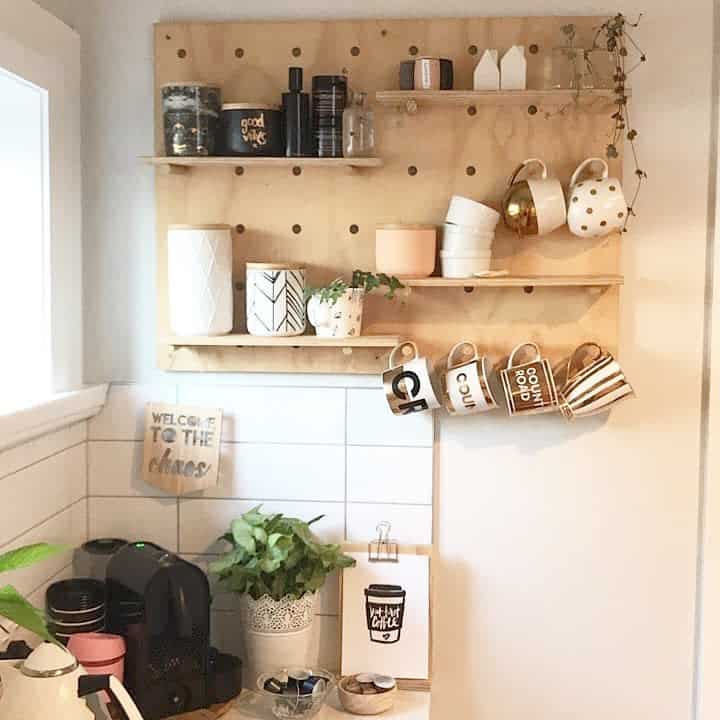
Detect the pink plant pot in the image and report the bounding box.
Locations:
[68,632,126,702]
[375,224,437,278]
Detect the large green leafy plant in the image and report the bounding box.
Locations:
[209,506,355,601]
[0,543,65,643]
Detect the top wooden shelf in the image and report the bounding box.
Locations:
[375,88,627,111]
[404,275,624,288]
[143,156,382,173]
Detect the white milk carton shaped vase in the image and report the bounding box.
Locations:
[473,49,499,90]
[500,46,527,90]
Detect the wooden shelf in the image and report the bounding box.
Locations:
[375,88,626,112]
[404,275,624,288]
[166,334,401,348]
[143,156,383,173]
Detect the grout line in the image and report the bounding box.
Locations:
[344,388,349,542]
[85,433,90,541]
[176,497,181,553]
[0,497,87,552]
[0,439,87,482]
[27,561,73,598]
[86,495,432,507]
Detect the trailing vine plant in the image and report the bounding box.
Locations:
[591,13,647,230]
[547,14,647,231]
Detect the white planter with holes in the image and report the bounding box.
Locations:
[307,289,365,339]
[239,592,317,689]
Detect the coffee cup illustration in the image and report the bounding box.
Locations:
[365,584,406,644]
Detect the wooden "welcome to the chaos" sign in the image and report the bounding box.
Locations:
[142,403,223,494]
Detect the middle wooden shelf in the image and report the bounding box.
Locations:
[403,274,624,288]
[166,334,402,348]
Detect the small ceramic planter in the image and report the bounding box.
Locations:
[307,289,364,338]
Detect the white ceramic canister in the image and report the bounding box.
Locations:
[445,195,501,231]
[167,224,233,336]
[246,262,306,337]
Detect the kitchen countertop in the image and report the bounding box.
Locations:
[222,689,430,720]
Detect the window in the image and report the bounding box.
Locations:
[0,67,50,411]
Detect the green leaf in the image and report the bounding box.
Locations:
[252,527,268,544]
[0,543,66,574]
[242,505,266,527]
[0,585,54,643]
[231,519,256,554]
[208,547,247,576]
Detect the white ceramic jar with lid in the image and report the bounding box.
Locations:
[246,263,306,336]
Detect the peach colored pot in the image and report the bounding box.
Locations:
[375,224,437,278]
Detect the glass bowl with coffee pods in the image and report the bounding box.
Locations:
[338,673,398,715]
[256,667,335,719]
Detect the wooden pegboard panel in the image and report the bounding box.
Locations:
[153,16,623,374]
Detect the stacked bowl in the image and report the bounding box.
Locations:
[441,195,501,278]
[46,578,106,645]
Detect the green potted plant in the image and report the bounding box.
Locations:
[0,543,65,645]
[209,506,355,687]
[305,270,404,339]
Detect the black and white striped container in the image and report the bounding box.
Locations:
[246,263,306,337]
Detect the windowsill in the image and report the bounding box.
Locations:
[0,384,108,452]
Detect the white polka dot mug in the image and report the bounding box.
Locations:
[567,158,628,238]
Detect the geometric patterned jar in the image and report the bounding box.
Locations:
[246,263,306,337]
[167,224,233,336]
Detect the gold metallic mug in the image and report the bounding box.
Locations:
[383,341,442,416]
[500,342,559,416]
[559,342,635,420]
[441,341,498,416]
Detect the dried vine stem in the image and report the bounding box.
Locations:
[545,14,647,231]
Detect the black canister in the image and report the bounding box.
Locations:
[221,103,284,156]
[312,75,347,158]
[161,82,221,156]
[282,67,313,157]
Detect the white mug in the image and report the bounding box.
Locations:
[383,342,441,416]
[441,341,498,416]
[567,158,628,238]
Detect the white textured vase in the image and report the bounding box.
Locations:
[239,592,317,689]
[246,263,306,337]
[307,288,364,339]
[167,224,233,336]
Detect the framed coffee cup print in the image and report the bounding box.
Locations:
[340,544,431,687]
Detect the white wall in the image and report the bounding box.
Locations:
[0,422,88,627]
[34,1,717,719]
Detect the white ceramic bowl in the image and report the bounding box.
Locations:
[445,195,500,230]
[442,224,494,253]
[440,251,491,278]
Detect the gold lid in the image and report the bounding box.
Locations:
[246,262,305,270]
[168,224,231,230]
[376,223,437,230]
[222,103,280,111]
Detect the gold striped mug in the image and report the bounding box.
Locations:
[559,342,635,420]
[500,342,559,416]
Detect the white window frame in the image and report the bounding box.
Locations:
[0,1,106,449]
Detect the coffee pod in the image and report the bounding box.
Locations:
[311,678,327,699]
[288,668,311,687]
[264,678,284,694]
[356,673,375,683]
[373,675,397,690]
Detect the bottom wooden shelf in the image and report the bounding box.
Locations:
[166,334,401,348]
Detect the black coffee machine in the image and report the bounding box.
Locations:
[106,542,241,719]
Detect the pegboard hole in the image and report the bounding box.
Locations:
[235,166,244,176]
[350,46,360,56]
[529,43,539,54]
[467,105,477,117]
[235,224,245,234]
[523,286,535,294]
[292,224,302,234]
[177,49,187,59]
[292,166,302,176]
[349,224,359,234]
[381,29,388,37]
[468,45,478,55]
[407,165,418,176]
[165,34,172,40]
[292,46,302,57]
[528,105,538,115]
[466,166,476,176]
[408,45,418,56]
[235,48,244,58]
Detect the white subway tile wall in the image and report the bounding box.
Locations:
[0,422,89,607]
[86,382,435,670]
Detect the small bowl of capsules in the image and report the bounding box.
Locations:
[337,673,397,715]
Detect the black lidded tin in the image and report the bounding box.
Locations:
[221,103,284,157]
[312,75,347,158]
[162,82,221,156]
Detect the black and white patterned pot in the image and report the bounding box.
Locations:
[246,263,306,337]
